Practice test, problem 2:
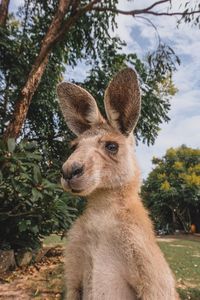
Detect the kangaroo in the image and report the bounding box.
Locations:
[57,68,179,300]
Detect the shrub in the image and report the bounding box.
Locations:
[0,138,77,250]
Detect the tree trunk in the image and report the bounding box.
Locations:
[3,56,49,139]
[0,0,10,27]
[3,0,71,141]
[3,0,100,141]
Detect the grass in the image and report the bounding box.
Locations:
[43,234,200,299]
[44,234,200,299]
[43,234,65,246]
[3,235,199,299]
[30,262,65,299]
[158,237,200,300]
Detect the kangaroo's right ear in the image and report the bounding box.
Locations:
[104,68,141,136]
[57,82,104,136]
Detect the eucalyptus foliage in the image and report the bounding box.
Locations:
[82,42,178,145]
[0,0,179,150]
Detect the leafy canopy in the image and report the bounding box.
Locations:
[141,145,200,232]
[0,0,179,151]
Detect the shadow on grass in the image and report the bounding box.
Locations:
[178,287,200,300]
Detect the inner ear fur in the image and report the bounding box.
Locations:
[104,68,141,136]
[57,82,104,136]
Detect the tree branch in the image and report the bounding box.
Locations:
[93,3,200,18]
[0,211,40,217]
[140,10,200,17]
[0,0,10,27]
[135,16,160,41]
[3,0,101,140]
[3,0,71,140]
[55,0,101,42]
[139,0,170,12]
[4,0,200,140]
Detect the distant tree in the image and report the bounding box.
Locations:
[141,146,200,233]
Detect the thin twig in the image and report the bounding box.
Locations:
[135,15,161,43]
[93,6,200,18]
[55,0,101,41]
[139,0,170,12]
[0,211,40,217]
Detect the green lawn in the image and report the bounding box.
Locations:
[43,234,65,246]
[42,235,200,300]
[158,237,200,300]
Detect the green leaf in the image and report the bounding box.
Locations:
[31,225,39,234]
[18,220,28,232]
[33,165,42,184]
[32,188,42,201]
[7,138,16,153]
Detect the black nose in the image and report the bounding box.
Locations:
[62,162,84,181]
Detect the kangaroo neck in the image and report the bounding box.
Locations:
[86,179,140,211]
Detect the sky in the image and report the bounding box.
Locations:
[10,0,200,178]
[114,0,200,178]
[66,0,200,178]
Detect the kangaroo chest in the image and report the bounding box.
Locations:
[80,211,137,300]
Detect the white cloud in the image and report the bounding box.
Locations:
[10,0,24,12]
[114,0,200,178]
[137,113,200,178]
[66,0,200,181]
[64,63,90,82]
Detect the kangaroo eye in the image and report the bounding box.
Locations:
[105,141,119,154]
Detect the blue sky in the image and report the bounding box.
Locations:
[65,0,200,178]
[114,0,200,178]
[10,0,200,179]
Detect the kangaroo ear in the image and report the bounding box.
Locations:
[104,68,141,136]
[57,82,104,136]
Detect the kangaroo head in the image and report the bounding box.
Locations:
[57,68,141,196]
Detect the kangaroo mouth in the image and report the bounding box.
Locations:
[71,188,84,194]
[68,179,85,194]
[61,178,84,194]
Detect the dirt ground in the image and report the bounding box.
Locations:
[0,247,65,300]
[0,234,199,300]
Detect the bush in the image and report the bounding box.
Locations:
[0,138,77,250]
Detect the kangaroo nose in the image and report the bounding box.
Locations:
[62,162,84,181]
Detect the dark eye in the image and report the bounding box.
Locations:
[105,141,119,154]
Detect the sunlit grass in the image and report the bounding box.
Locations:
[42,235,200,299]
[158,238,200,300]
[43,234,65,246]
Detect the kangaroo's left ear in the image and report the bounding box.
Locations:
[104,68,141,136]
[57,82,105,136]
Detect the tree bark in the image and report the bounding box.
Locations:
[3,0,71,140]
[3,56,49,139]
[3,0,100,141]
[0,0,10,27]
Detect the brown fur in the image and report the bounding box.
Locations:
[104,68,141,135]
[57,68,179,300]
[57,82,104,135]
